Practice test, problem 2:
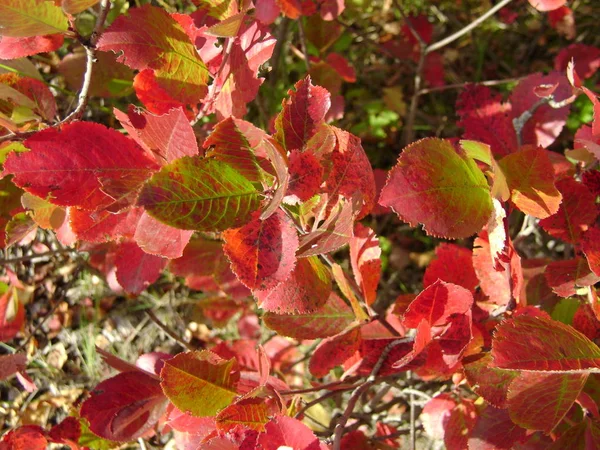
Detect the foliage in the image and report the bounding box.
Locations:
[2,0,600,449]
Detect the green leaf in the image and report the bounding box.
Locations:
[379,138,493,239]
[160,350,239,417]
[0,0,68,37]
[138,156,261,232]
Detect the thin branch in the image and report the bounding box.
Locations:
[297,18,311,71]
[512,93,577,146]
[425,0,514,54]
[294,389,349,419]
[417,76,525,95]
[60,0,111,124]
[0,248,78,265]
[269,18,290,87]
[402,49,426,146]
[145,309,195,351]
[331,338,412,450]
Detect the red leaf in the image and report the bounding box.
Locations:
[274,76,331,151]
[0,426,47,450]
[583,227,600,278]
[0,353,26,380]
[325,53,355,82]
[0,73,56,122]
[98,5,209,105]
[0,34,62,59]
[473,231,523,306]
[468,405,527,450]
[70,207,142,243]
[354,337,419,376]
[443,399,477,450]
[80,371,167,442]
[115,106,198,164]
[379,138,493,238]
[349,224,381,305]
[510,72,572,148]
[554,44,600,80]
[254,256,331,313]
[423,243,478,293]
[204,117,273,184]
[208,22,276,119]
[263,292,355,340]
[492,315,600,371]
[325,127,375,218]
[115,241,168,295]
[499,146,562,218]
[423,52,445,87]
[134,212,193,259]
[456,84,517,158]
[257,414,327,450]
[223,210,298,291]
[0,286,24,342]
[4,123,158,210]
[421,393,456,441]
[133,69,187,116]
[545,257,600,298]
[527,0,566,11]
[463,353,519,408]
[547,417,600,449]
[160,350,239,417]
[540,178,598,243]
[403,280,473,329]
[286,150,323,202]
[255,0,280,24]
[573,302,600,341]
[169,238,226,291]
[48,417,81,445]
[507,371,587,432]
[215,397,269,432]
[297,196,357,257]
[309,327,361,377]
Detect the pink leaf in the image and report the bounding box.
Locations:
[115,241,168,295]
[134,212,193,259]
[115,106,198,164]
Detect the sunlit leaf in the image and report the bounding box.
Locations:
[0,0,67,37]
[379,138,493,238]
[160,350,239,417]
[492,315,600,372]
[138,156,261,232]
[263,292,355,339]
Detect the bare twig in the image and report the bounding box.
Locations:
[512,93,577,146]
[417,76,525,95]
[145,309,195,351]
[0,248,79,265]
[297,19,311,71]
[269,18,290,87]
[331,338,412,450]
[425,0,514,54]
[397,0,514,146]
[60,0,111,123]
